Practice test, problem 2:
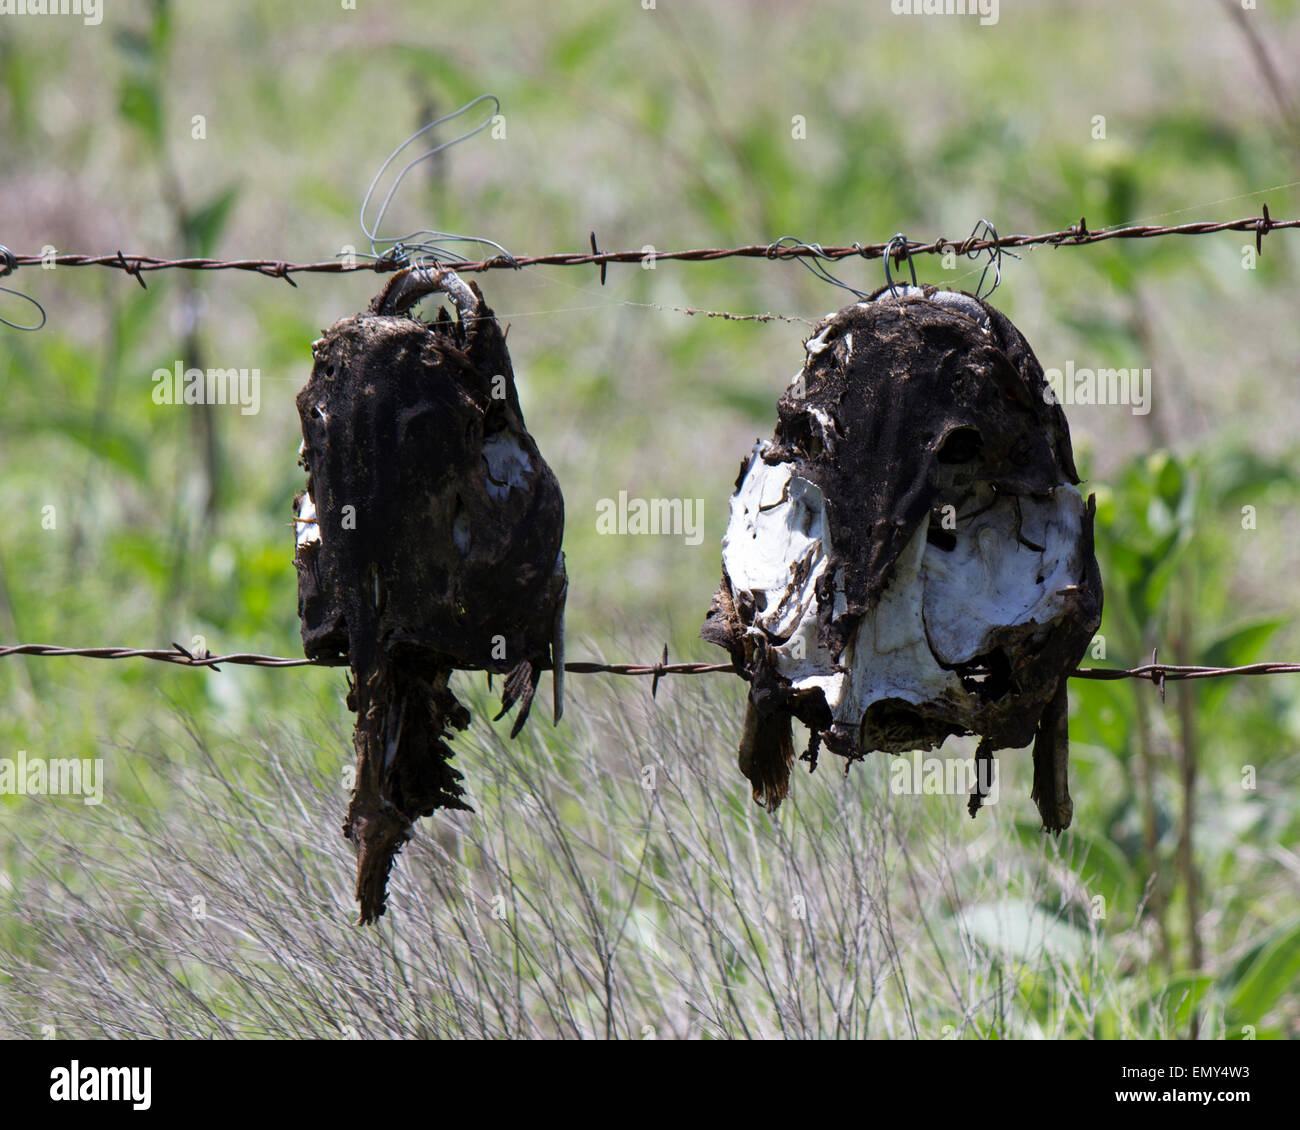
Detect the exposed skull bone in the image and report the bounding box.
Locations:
[702,285,1102,830]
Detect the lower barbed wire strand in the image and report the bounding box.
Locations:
[1,642,1299,683]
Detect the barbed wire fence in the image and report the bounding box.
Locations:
[1,643,1299,701]
[3,95,1299,696]
[3,207,1300,693]
[3,208,1298,693]
[1,207,1292,287]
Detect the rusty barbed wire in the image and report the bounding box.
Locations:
[7,209,1294,692]
[2,641,1298,692]
[3,208,1294,288]
[0,641,730,680]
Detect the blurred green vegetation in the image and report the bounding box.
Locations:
[1,0,1298,1037]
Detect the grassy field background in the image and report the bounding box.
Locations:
[1,0,1298,1037]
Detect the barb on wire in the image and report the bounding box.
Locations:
[357,93,517,271]
[14,211,1294,287]
[0,244,47,331]
[3,641,1300,691]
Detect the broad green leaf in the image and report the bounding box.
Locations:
[956,898,1088,962]
[9,412,149,482]
[118,75,164,151]
[1137,973,1217,1035]
[1228,915,1300,1034]
[1069,678,1136,753]
[185,186,241,258]
[1012,821,1138,913]
[1198,618,1287,714]
[110,284,169,365]
[550,11,619,72]
[1199,448,1295,508]
[148,0,174,56]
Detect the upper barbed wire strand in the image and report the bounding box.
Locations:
[7,212,1297,282]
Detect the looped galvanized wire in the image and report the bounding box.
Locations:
[960,218,1021,300]
[766,235,871,300]
[883,233,919,296]
[350,242,412,272]
[359,93,518,270]
[0,244,47,331]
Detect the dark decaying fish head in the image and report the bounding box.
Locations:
[295,266,567,922]
[702,284,1101,830]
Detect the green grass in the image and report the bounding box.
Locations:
[0,671,1230,1039]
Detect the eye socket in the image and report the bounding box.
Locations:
[935,426,982,464]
